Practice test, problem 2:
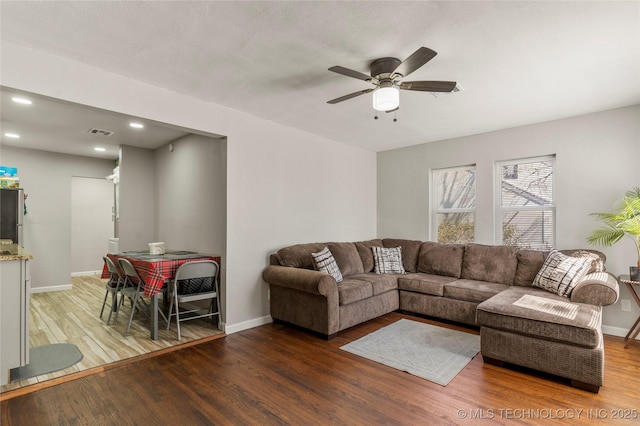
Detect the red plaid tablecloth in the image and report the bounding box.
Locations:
[102,253,221,298]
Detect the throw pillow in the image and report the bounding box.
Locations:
[569,250,606,273]
[372,246,405,274]
[311,247,343,283]
[532,250,595,297]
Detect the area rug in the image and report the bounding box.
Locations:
[10,343,83,382]
[340,319,480,386]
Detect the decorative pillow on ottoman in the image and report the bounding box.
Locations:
[372,246,405,274]
[311,247,343,283]
[532,250,594,297]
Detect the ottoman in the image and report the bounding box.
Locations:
[476,286,604,392]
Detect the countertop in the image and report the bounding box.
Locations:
[0,244,35,261]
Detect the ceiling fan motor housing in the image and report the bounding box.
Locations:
[370,57,402,78]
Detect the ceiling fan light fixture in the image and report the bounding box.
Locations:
[372,85,399,111]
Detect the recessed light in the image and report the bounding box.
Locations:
[94,147,106,152]
[4,132,20,138]
[129,122,144,129]
[11,97,32,105]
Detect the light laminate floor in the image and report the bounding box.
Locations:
[1,274,223,393]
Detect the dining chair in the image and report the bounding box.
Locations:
[166,260,221,340]
[100,256,126,325]
[116,258,164,334]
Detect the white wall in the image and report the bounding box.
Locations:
[378,105,640,332]
[0,146,115,290]
[1,41,378,332]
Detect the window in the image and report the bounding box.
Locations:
[496,155,555,249]
[432,165,476,243]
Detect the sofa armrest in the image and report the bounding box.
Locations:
[262,265,338,297]
[570,272,619,306]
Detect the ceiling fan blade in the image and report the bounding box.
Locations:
[392,47,437,77]
[328,66,372,81]
[400,81,457,92]
[327,88,374,104]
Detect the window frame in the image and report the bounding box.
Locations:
[430,164,477,243]
[494,155,556,249]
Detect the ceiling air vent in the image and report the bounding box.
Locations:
[88,128,114,137]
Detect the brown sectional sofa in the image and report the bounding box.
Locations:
[262,239,620,392]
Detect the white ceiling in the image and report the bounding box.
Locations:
[1,1,638,156]
[1,87,194,160]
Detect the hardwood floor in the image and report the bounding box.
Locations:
[0,275,223,394]
[2,312,639,425]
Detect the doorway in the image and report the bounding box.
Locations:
[70,176,113,275]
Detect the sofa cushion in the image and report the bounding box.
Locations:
[417,242,465,278]
[477,286,602,348]
[397,273,458,296]
[515,249,548,287]
[355,239,383,273]
[327,242,364,276]
[382,238,422,273]
[311,247,343,283]
[532,250,594,297]
[443,279,510,303]
[461,244,518,285]
[372,246,405,274]
[350,273,398,296]
[276,242,327,270]
[337,278,373,305]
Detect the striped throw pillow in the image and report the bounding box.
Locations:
[532,250,594,297]
[311,247,343,283]
[372,246,405,274]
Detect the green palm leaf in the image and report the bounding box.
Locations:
[588,187,640,265]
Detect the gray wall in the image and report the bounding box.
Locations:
[0,146,115,290]
[377,105,640,333]
[154,134,226,257]
[155,134,227,318]
[118,145,156,251]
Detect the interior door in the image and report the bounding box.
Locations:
[71,177,114,275]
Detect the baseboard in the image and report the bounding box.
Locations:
[602,324,640,340]
[224,315,272,335]
[71,270,101,277]
[31,284,73,294]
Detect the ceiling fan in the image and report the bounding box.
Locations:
[327,47,457,113]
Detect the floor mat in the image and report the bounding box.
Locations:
[10,343,83,382]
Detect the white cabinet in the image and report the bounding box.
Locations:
[0,254,31,386]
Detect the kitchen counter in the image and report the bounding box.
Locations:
[1,244,32,385]
[0,244,35,261]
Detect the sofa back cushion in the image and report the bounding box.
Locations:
[515,249,605,287]
[276,243,327,269]
[355,239,383,272]
[417,242,465,278]
[515,249,548,287]
[327,242,364,276]
[382,238,422,273]
[461,244,518,285]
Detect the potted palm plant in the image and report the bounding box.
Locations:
[587,187,640,280]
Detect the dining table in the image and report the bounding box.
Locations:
[101,250,221,340]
